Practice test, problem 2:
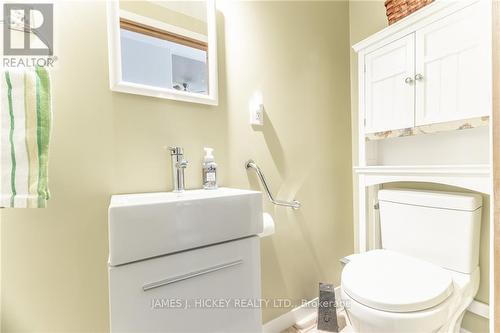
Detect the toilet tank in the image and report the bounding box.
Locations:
[378,189,482,274]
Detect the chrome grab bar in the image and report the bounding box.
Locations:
[142,259,243,291]
[245,160,301,210]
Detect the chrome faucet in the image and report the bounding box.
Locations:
[168,146,188,192]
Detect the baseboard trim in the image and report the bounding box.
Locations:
[467,300,489,319]
[262,288,489,333]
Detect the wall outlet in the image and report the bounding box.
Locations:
[249,92,264,126]
[250,103,264,126]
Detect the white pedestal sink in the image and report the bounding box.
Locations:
[108,188,263,333]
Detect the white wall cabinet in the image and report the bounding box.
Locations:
[352,0,492,258]
[360,1,490,134]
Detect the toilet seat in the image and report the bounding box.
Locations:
[341,250,454,312]
[340,250,480,333]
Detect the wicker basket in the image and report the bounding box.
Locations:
[384,0,434,25]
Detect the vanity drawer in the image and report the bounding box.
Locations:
[109,236,261,333]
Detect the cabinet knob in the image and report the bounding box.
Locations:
[404,77,414,85]
[415,74,424,81]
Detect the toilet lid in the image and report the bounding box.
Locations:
[341,250,454,313]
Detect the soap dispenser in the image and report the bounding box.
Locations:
[202,147,217,190]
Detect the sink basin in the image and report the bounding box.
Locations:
[108,188,263,266]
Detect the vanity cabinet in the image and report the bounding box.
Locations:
[107,188,264,332]
[362,1,489,134]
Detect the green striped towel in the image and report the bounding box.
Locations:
[0,67,52,208]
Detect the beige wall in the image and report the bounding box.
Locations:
[0,1,353,331]
[348,2,490,332]
[219,0,353,322]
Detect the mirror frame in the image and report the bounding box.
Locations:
[106,0,218,105]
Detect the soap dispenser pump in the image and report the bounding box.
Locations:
[202,147,217,190]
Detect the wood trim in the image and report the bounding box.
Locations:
[493,0,500,331]
[120,18,208,51]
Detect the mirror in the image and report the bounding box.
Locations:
[107,0,218,105]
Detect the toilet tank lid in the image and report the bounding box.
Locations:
[378,189,482,211]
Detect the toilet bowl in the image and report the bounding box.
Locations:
[341,189,482,333]
[341,250,480,333]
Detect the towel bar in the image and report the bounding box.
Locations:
[245,160,301,210]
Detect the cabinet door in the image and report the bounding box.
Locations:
[365,34,415,133]
[415,3,489,125]
[109,237,262,333]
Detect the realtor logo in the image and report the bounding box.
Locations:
[3,3,53,56]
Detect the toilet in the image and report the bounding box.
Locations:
[341,189,483,333]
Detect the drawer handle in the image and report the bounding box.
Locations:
[142,259,244,291]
